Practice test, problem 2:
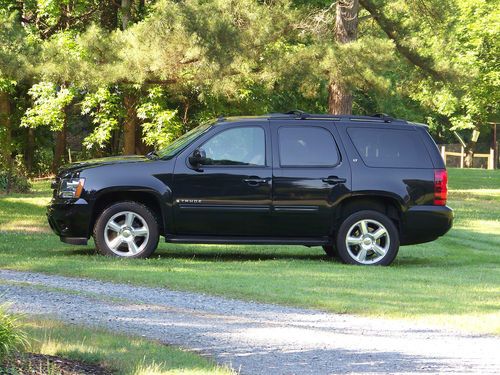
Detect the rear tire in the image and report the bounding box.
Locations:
[336,210,399,266]
[93,201,159,258]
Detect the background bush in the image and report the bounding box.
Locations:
[0,156,32,194]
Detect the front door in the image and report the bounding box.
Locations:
[271,122,351,237]
[172,122,273,236]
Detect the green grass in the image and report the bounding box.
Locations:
[0,169,499,334]
[17,317,231,374]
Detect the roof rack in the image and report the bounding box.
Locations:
[279,110,399,124]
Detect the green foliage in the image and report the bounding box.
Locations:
[32,148,54,177]
[0,0,498,172]
[375,0,499,131]
[0,11,35,82]
[0,307,27,360]
[21,82,75,131]
[81,87,124,150]
[137,87,183,149]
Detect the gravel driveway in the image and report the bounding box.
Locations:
[0,269,498,374]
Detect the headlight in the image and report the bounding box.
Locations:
[59,178,85,199]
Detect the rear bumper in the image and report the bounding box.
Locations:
[400,205,453,245]
[47,198,92,245]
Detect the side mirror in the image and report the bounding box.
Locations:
[189,148,206,167]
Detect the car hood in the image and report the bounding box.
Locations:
[59,155,149,175]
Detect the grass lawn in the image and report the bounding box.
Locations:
[0,168,499,334]
[13,317,230,374]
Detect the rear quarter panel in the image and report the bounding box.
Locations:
[336,123,436,210]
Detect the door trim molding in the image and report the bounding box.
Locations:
[178,204,270,213]
[273,205,320,212]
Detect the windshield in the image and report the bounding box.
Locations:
[156,122,213,159]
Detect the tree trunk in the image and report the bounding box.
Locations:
[25,127,35,174]
[123,94,137,155]
[134,120,149,155]
[0,92,12,192]
[53,120,67,173]
[121,0,132,30]
[100,0,120,31]
[119,1,140,155]
[328,82,353,115]
[328,0,359,115]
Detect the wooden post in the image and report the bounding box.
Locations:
[494,123,497,169]
[440,146,446,165]
[488,148,494,170]
[460,146,464,168]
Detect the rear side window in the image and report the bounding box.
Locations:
[347,127,432,168]
[278,127,339,167]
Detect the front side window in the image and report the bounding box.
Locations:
[201,126,265,166]
[278,126,340,167]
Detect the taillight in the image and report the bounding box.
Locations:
[434,169,448,206]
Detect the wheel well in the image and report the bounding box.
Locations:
[91,191,165,234]
[334,196,401,234]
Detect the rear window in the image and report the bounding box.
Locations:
[347,127,432,168]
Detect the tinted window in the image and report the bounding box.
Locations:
[279,127,339,167]
[347,127,432,168]
[201,127,265,166]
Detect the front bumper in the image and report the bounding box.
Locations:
[400,205,453,245]
[47,198,92,245]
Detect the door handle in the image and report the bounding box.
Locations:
[322,176,346,185]
[243,178,269,186]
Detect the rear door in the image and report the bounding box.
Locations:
[271,121,351,237]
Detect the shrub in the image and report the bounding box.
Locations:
[33,148,53,177]
[0,155,31,193]
[0,307,27,360]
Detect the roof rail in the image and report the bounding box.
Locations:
[273,110,403,124]
[371,113,394,123]
[285,110,309,119]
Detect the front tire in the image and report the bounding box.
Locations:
[322,245,338,258]
[93,201,159,258]
[336,210,399,266]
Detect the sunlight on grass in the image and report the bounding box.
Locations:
[460,219,500,235]
[23,318,232,375]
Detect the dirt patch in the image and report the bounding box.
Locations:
[1,352,112,375]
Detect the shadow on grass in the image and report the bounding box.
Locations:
[64,246,328,262]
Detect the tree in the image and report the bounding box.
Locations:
[0,9,35,185]
[359,0,499,166]
[20,82,75,171]
[328,0,360,115]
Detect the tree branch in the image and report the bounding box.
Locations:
[359,0,446,82]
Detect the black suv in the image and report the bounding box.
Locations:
[47,112,453,266]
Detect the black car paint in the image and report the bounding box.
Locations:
[47,115,453,247]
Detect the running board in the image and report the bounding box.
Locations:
[165,235,330,246]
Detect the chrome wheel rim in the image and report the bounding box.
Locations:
[345,219,390,264]
[104,211,149,257]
